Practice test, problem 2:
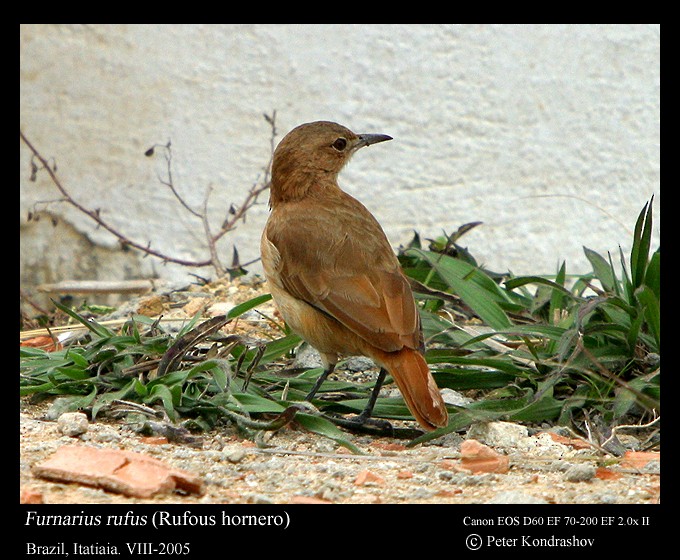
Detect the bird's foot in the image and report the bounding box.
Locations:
[324,412,394,436]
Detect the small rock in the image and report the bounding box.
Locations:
[486,490,548,504]
[136,295,165,316]
[517,432,571,457]
[222,446,247,463]
[293,344,324,369]
[182,297,209,316]
[440,388,471,406]
[92,429,121,443]
[57,412,89,437]
[598,493,619,504]
[140,436,169,445]
[620,451,660,469]
[344,356,375,372]
[45,397,78,421]
[467,421,528,447]
[564,464,597,482]
[314,439,337,453]
[207,301,235,317]
[409,488,436,500]
[248,494,275,504]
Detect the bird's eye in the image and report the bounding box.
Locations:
[332,137,347,151]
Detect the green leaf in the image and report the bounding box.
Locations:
[51,299,114,338]
[406,249,512,330]
[635,285,660,351]
[230,393,286,414]
[257,333,302,365]
[583,247,616,292]
[645,248,660,300]
[186,358,231,390]
[91,379,138,420]
[227,293,273,319]
[504,274,573,300]
[65,348,90,368]
[433,368,516,390]
[630,197,654,290]
[145,384,178,420]
[294,413,363,454]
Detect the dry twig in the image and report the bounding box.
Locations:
[20,111,278,278]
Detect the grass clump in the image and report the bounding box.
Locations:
[399,197,659,446]
[20,199,659,451]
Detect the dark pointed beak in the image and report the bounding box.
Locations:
[356,133,392,148]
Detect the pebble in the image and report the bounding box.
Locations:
[564,464,597,482]
[486,490,549,504]
[57,412,89,437]
[344,356,375,372]
[440,388,471,406]
[598,492,619,504]
[222,446,247,463]
[248,494,274,504]
[292,344,323,369]
[91,429,122,443]
[467,421,528,448]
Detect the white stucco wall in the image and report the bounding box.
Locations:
[20,24,660,294]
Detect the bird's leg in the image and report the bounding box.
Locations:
[326,368,394,435]
[308,363,394,435]
[305,362,336,401]
[354,368,388,423]
[352,368,392,428]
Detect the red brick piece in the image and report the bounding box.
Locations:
[32,445,204,499]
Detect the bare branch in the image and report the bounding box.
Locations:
[201,184,225,275]
[20,111,278,278]
[20,129,213,268]
[146,141,202,218]
[212,111,277,246]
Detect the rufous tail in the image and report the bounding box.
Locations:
[380,348,449,431]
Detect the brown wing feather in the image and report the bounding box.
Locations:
[266,194,420,353]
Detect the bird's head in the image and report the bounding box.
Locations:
[270,121,391,204]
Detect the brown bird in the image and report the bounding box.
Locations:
[261,121,449,431]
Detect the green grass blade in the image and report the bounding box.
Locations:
[294,413,363,454]
[406,249,512,330]
[51,299,114,338]
[631,197,653,289]
[584,247,616,292]
[645,248,660,300]
[227,293,272,319]
[635,285,660,352]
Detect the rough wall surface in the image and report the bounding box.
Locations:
[20,24,660,293]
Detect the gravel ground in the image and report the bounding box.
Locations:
[20,277,660,505]
[20,401,660,505]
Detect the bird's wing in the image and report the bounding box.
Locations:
[265,199,421,353]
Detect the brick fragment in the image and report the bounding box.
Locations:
[32,445,204,498]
